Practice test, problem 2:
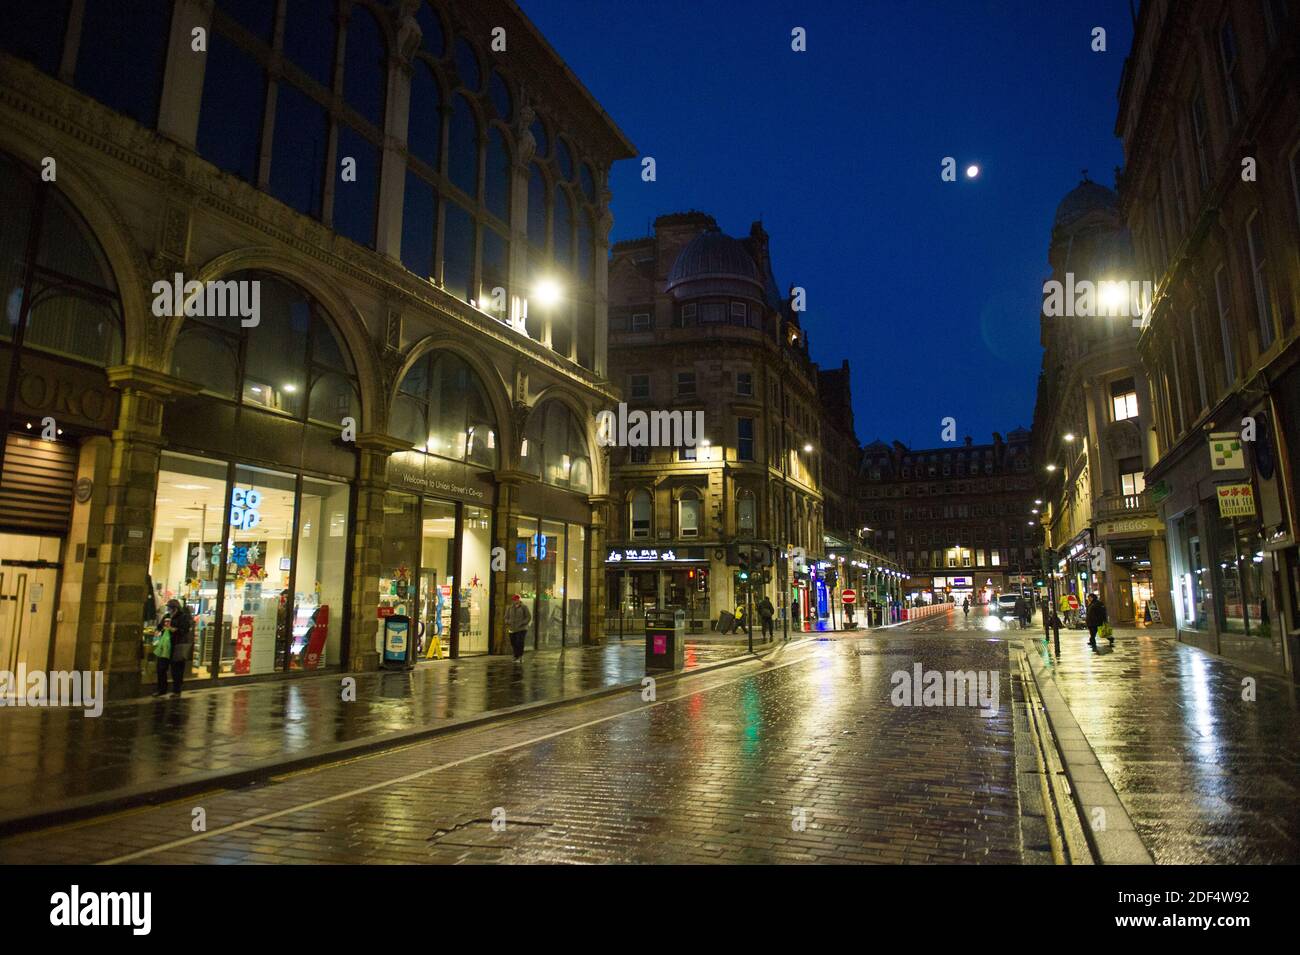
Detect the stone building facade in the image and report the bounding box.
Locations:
[0,0,634,696]
[1117,0,1300,673]
[1031,177,1172,625]
[604,212,832,632]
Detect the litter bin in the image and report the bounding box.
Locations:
[645,609,685,671]
[382,614,414,669]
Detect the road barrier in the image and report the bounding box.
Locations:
[902,602,953,621]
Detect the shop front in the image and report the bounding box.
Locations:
[604,545,711,636]
[0,152,123,676]
[149,271,360,683]
[382,452,496,660]
[507,399,595,651]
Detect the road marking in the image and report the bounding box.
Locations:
[99,643,824,864]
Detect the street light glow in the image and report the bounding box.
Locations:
[1063,432,1075,442]
[1046,464,1058,472]
[965,164,980,178]
[803,443,813,452]
[533,277,562,307]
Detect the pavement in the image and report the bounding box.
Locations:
[0,627,1024,864]
[1026,622,1300,864]
[0,638,765,831]
[1,608,1296,864]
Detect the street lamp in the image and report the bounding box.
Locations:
[1046,464,1058,472]
[532,277,562,307]
[803,443,813,453]
[1063,432,1075,442]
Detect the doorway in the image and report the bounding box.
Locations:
[0,533,62,675]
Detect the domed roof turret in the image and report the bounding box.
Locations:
[665,229,763,297]
[1054,177,1119,229]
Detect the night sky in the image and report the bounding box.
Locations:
[521,0,1134,449]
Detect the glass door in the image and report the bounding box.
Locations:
[419,498,457,659]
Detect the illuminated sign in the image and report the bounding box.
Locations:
[230,488,262,530]
[605,548,705,564]
[1216,482,1256,518]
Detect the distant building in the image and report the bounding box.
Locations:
[605,212,845,632]
[1116,0,1300,672]
[858,431,1039,604]
[1031,176,1171,625]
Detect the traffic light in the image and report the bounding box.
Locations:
[738,546,751,578]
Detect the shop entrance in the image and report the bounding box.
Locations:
[0,533,61,675]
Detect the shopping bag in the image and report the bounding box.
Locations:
[153,629,171,660]
[1098,622,1114,641]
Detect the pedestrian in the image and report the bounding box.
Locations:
[757,594,775,639]
[154,598,193,697]
[1015,594,1031,629]
[962,596,970,618]
[504,594,531,662]
[733,603,749,636]
[1085,592,1110,650]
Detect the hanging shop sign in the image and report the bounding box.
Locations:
[1209,432,1245,470]
[1215,482,1256,518]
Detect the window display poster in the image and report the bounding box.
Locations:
[234,615,254,675]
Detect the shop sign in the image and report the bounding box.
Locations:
[605,547,706,564]
[1100,516,1158,536]
[12,354,118,430]
[1209,432,1244,470]
[1215,482,1256,518]
[229,488,261,530]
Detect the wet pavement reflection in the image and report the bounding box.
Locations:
[0,640,749,824]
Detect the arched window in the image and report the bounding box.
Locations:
[0,154,123,365]
[454,36,481,90]
[2,0,72,76]
[283,0,338,88]
[198,25,267,184]
[485,127,512,222]
[527,165,548,248]
[530,116,550,159]
[737,490,756,534]
[74,0,172,128]
[391,351,499,469]
[169,272,358,426]
[556,138,574,181]
[553,190,574,270]
[630,489,652,539]
[579,163,596,202]
[343,4,387,128]
[679,489,701,538]
[416,1,444,55]
[576,212,594,285]
[448,93,480,197]
[407,62,442,169]
[521,401,591,492]
[490,71,513,122]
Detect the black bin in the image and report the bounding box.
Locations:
[645,609,686,671]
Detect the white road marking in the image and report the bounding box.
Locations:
[100,642,824,864]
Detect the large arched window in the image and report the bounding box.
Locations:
[415,1,444,55]
[527,166,548,248]
[74,0,172,128]
[342,3,387,128]
[448,93,480,198]
[0,154,123,365]
[521,401,591,493]
[485,127,512,223]
[283,0,337,87]
[390,351,498,469]
[630,489,652,539]
[169,272,358,426]
[407,62,442,169]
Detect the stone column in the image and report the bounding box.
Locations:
[156,0,211,148]
[99,366,198,699]
[348,433,410,672]
[586,493,610,645]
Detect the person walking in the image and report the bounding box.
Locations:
[504,594,531,662]
[154,598,193,696]
[962,596,970,618]
[757,594,775,640]
[1085,592,1110,651]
